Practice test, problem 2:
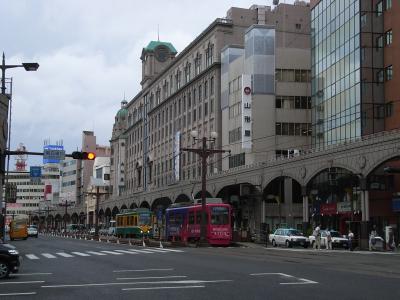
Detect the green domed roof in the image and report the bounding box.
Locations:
[144,41,177,54]
[116,100,128,119]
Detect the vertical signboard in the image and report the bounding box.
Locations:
[242,74,252,149]
[174,131,181,182]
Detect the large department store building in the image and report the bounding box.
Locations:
[109,2,312,233]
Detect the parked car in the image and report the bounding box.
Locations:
[309,230,348,249]
[0,242,20,279]
[89,228,96,235]
[269,228,309,248]
[27,225,38,238]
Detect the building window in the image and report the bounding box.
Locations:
[295,23,301,30]
[385,65,393,81]
[210,98,214,113]
[228,153,245,168]
[386,0,392,10]
[376,35,384,48]
[210,77,214,95]
[204,81,208,99]
[386,102,393,117]
[376,1,383,16]
[377,69,384,83]
[386,30,392,45]
[204,102,208,116]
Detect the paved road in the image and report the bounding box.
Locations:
[1,235,399,299]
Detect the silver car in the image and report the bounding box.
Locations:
[269,228,309,248]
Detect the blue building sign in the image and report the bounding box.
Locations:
[392,197,400,212]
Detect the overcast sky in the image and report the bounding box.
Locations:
[1,0,298,169]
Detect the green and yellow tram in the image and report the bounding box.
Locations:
[115,208,154,238]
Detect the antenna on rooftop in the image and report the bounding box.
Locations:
[157,24,160,41]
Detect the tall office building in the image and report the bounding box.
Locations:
[311,0,399,147]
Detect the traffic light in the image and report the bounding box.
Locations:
[71,151,96,160]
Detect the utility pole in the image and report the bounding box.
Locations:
[85,184,109,238]
[181,132,230,245]
[59,200,72,232]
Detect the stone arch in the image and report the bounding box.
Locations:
[55,214,63,230]
[112,206,119,218]
[129,203,138,209]
[151,197,172,211]
[98,209,105,225]
[194,190,213,199]
[263,176,303,230]
[174,194,190,203]
[306,167,360,233]
[105,207,112,226]
[139,201,150,209]
[365,154,400,177]
[120,204,128,211]
[305,164,359,186]
[71,213,79,224]
[79,212,86,225]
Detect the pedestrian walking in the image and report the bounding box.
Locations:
[313,225,321,250]
[369,226,377,251]
[326,229,332,250]
[348,230,354,251]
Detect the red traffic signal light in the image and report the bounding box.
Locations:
[71,151,96,160]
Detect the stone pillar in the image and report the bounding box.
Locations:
[301,186,309,232]
[284,177,293,227]
[359,177,369,250]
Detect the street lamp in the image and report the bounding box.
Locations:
[0,52,39,242]
[1,52,39,95]
[181,131,230,245]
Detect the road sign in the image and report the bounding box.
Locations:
[30,166,42,183]
[43,145,65,163]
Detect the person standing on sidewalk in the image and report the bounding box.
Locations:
[313,225,321,250]
[326,229,332,250]
[348,230,354,251]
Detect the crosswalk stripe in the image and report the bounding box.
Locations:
[154,248,184,253]
[100,250,123,255]
[26,254,39,260]
[86,251,107,256]
[41,253,56,258]
[128,249,155,254]
[56,252,74,258]
[142,248,170,253]
[114,250,138,254]
[71,252,90,257]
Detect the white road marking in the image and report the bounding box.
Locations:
[142,248,171,253]
[41,253,56,259]
[116,276,187,280]
[250,273,294,278]
[41,279,232,288]
[0,281,45,285]
[25,254,39,260]
[71,252,90,257]
[122,285,205,291]
[101,250,123,255]
[10,273,52,276]
[114,250,139,254]
[280,278,318,285]
[0,292,37,296]
[113,268,174,273]
[155,248,184,252]
[56,252,74,258]
[249,272,318,285]
[127,249,154,254]
[86,251,107,256]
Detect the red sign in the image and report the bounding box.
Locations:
[320,203,337,215]
[244,86,251,95]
